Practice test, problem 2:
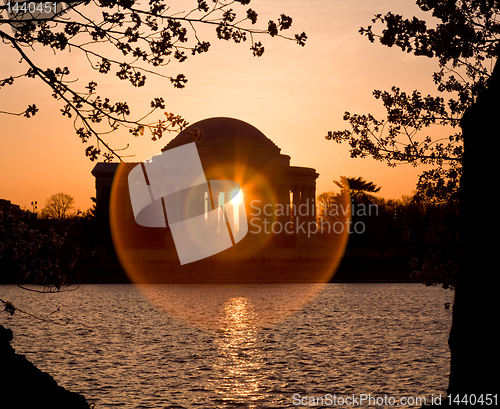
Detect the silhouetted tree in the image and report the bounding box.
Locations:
[333,176,381,202]
[40,192,76,219]
[0,208,79,289]
[326,1,498,203]
[316,190,346,231]
[0,0,306,161]
[326,0,498,400]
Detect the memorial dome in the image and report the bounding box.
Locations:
[162,117,281,153]
[161,117,290,168]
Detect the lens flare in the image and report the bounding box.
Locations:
[109,153,350,329]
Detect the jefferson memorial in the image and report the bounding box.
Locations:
[92,117,319,233]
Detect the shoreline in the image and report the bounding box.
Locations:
[59,255,418,285]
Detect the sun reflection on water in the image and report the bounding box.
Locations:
[213,297,262,406]
[134,283,326,405]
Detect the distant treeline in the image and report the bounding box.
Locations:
[317,191,458,288]
[0,193,457,288]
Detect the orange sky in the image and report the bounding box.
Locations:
[0,0,449,212]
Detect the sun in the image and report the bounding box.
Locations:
[230,188,243,206]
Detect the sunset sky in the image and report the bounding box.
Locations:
[0,0,448,212]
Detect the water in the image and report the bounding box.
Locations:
[1,283,453,408]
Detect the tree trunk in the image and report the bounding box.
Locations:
[449,58,500,398]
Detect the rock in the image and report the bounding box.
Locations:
[0,325,92,409]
